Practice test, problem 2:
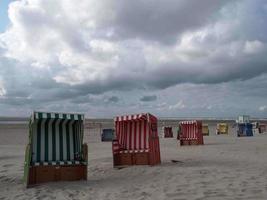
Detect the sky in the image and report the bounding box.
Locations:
[0,0,267,118]
[0,0,13,32]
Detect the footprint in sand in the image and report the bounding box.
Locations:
[2,164,14,168]
[166,192,182,198]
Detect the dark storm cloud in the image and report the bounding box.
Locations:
[140,95,157,102]
[107,96,119,103]
[1,0,267,117]
[106,0,235,43]
[70,95,92,104]
[145,52,267,89]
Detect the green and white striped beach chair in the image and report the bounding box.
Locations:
[24,111,88,187]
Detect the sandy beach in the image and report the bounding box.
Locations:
[0,120,267,200]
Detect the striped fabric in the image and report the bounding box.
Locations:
[33,112,84,120]
[179,121,201,140]
[30,111,84,164]
[115,113,148,122]
[114,113,157,151]
[33,161,86,166]
[118,149,150,153]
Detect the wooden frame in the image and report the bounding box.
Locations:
[28,165,87,186]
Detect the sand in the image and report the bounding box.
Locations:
[1,121,267,200]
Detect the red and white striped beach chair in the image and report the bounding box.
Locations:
[179,121,204,146]
[112,113,161,167]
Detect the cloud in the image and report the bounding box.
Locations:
[244,40,264,54]
[2,0,267,93]
[107,96,119,103]
[70,95,92,104]
[0,78,6,96]
[169,100,186,110]
[140,95,157,102]
[259,105,267,112]
[0,0,267,117]
[108,0,235,43]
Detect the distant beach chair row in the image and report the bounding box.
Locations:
[162,123,228,139]
[24,111,266,187]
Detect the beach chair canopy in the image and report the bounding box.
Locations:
[114,113,157,151]
[163,126,173,138]
[217,123,228,132]
[29,111,85,165]
[179,121,202,139]
[237,115,250,123]
[202,124,209,135]
[112,113,161,166]
[179,120,204,145]
[238,123,253,137]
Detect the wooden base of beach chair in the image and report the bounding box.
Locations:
[217,132,228,135]
[113,152,152,167]
[118,153,133,166]
[180,139,203,146]
[27,165,87,187]
[164,133,174,138]
[238,134,253,137]
[180,140,190,145]
[134,152,149,165]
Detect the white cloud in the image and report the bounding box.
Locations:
[207,105,213,110]
[0,0,266,89]
[0,79,6,97]
[244,40,264,54]
[259,105,267,112]
[156,102,167,111]
[169,100,186,110]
